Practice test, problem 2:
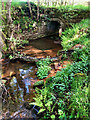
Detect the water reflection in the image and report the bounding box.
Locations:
[2,61,37,113]
[30,36,61,50]
[9,63,36,102]
[2,36,62,117]
[8,76,24,102]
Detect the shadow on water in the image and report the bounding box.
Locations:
[30,36,61,50]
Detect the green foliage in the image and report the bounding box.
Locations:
[7,37,29,50]
[61,19,89,62]
[37,65,51,79]
[30,87,57,119]
[36,57,52,67]
[71,47,89,61]
[9,52,25,60]
[57,5,89,12]
[33,80,44,87]
[11,3,37,34]
[51,61,88,95]
[36,57,52,79]
[69,75,89,119]
[2,2,89,119]
[7,37,28,59]
[32,19,89,119]
[9,55,14,59]
[56,5,89,23]
[61,19,89,50]
[32,60,89,119]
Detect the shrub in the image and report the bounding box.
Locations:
[69,75,89,119]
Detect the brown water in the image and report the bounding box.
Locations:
[2,36,62,116]
[30,37,61,50]
[2,61,37,113]
[19,36,62,58]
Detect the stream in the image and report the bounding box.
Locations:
[2,36,62,119]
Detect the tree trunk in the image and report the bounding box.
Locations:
[6,0,12,24]
[72,0,74,5]
[6,0,14,40]
[37,0,40,21]
[27,0,33,19]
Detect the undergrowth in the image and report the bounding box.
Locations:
[31,61,89,119]
[36,57,52,79]
[61,19,89,50]
[31,18,89,120]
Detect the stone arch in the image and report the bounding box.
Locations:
[50,18,61,23]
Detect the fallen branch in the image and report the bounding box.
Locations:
[11,53,59,63]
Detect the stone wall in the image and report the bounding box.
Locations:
[20,7,90,40]
[22,21,48,40]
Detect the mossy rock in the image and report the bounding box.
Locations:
[33,80,44,88]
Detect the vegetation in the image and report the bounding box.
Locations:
[31,18,89,119]
[1,0,89,119]
[36,57,52,79]
[32,62,89,119]
[61,19,89,50]
[1,1,89,54]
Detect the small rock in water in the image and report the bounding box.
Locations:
[54,40,61,44]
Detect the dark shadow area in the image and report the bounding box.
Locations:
[30,36,61,50]
[47,21,60,34]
